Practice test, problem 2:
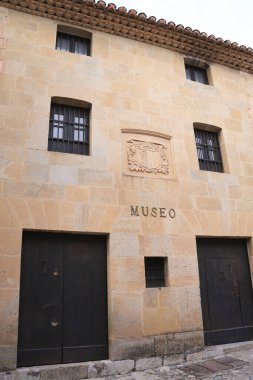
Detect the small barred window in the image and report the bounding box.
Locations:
[56,32,90,56]
[185,64,209,85]
[48,103,89,156]
[145,257,166,288]
[194,128,223,172]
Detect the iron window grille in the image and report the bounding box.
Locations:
[145,257,166,288]
[56,32,90,56]
[185,64,209,85]
[48,103,89,156]
[194,129,223,172]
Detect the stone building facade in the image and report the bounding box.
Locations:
[1,0,253,371]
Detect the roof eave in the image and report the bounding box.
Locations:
[2,0,253,74]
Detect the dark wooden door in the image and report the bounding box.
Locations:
[18,232,108,367]
[197,238,253,346]
[63,235,108,363]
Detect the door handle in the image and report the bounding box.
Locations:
[51,319,59,327]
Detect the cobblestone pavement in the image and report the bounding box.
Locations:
[90,349,253,380]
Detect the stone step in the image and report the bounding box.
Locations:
[0,359,135,380]
[0,356,180,380]
[1,340,253,380]
[203,340,253,360]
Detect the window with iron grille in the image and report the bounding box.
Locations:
[194,129,223,172]
[48,103,89,156]
[56,32,90,56]
[145,257,166,288]
[185,64,209,85]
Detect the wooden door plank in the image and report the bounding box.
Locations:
[17,232,63,367]
[62,234,108,363]
[197,238,253,346]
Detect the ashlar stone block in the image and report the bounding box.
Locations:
[135,357,162,371]
[154,335,167,356]
[0,345,16,371]
[143,306,180,336]
[40,363,88,380]
[110,257,144,291]
[114,359,134,375]
[110,233,138,257]
[111,293,142,338]
[87,360,115,378]
[49,165,77,186]
[110,337,154,360]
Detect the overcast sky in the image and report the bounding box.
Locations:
[110,0,253,48]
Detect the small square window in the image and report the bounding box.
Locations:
[56,32,90,56]
[48,103,90,156]
[185,64,209,85]
[194,128,223,172]
[145,257,166,288]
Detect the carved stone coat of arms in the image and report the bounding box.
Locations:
[127,139,169,175]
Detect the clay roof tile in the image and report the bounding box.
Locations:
[2,0,253,74]
[138,12,147,20]
[158,18,166,25]
[167,21,176,28]
[148,16,157,23]
[176,24,184,31]
[117,6,127,14]
[128,9,137,16]
[107,2,116,11]
[97,0,106,8]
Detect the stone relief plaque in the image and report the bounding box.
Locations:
[127,140,169,174]
[122,129,175,179]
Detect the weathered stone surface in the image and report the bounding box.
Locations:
[143,307,180,336]
[163,354,185,366]
[3,344,253,379]
[166,333,184,355]
[49,165,77,185]
[224,341,253,354]
[110,257,144,292]
[23,163,49,184]
[114,360,135,375]
[135,357,162,371]
[202,346,224,359]
[87,360,116,378]
[87,364,97,379]
[110,337,154,360]
[110,293,143,338]
[182,331,204,352]
[0,346,16,371]
[78,170,113,187]
[185,351,203,362]
[154,335,167,357]
[110,233,139,257]
[0,372,15,380]
[17,368,40,380]
[143,288,159,308]
[166,331,204,355]
[40,363,88,380]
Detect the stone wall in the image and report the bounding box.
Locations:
[0,6,253,370]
